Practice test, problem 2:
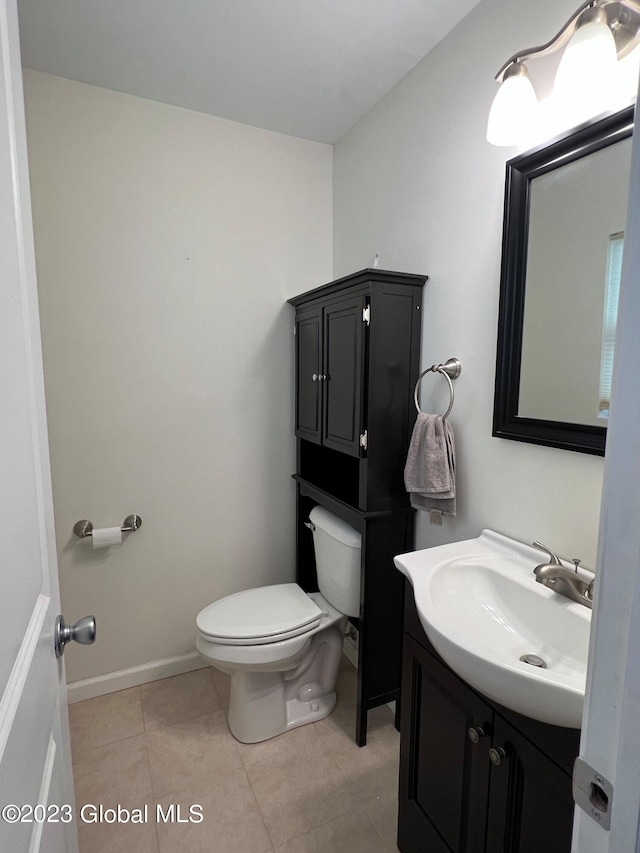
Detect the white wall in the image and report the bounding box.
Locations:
[333,0,606,566]
[23,71,333,687]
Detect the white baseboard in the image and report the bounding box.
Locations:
[66,652,209,703]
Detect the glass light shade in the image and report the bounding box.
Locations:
[612,45,640,109]
[487,68,538,146]
[554,18,618,123]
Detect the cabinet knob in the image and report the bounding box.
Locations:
[488,746,508,766]
[467,726,486,744]
[312,373,318,381]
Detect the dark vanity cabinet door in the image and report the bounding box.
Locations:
[485,716,576,853]
[322,296,365,456]
[399,634,491,853]
[294,305,322,443]
[399,586,579,853]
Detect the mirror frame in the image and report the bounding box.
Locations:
[493,106,634,456]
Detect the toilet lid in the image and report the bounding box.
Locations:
[196,583,323,645]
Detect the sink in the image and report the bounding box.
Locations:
[394,529,592,728]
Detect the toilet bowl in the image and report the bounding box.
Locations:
[196,507,361,743]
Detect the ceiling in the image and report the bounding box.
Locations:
[17,0,481,144]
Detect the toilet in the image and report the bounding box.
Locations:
[196,506,361,743]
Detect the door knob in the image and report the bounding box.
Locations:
[54,614,96,658]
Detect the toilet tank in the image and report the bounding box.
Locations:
[308,506,361,618]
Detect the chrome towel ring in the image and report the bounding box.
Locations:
[413,358,462,419]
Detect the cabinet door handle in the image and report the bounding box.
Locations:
[467,726,486,744]
[488,746,508,766]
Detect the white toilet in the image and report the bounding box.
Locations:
[196,506,361,743]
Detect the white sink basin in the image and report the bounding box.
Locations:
[394,529,592,728]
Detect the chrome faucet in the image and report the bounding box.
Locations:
[532,542,594,609]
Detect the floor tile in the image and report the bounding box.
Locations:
[156,770,272,853]
[73,735,157,853]
[246,739,357,846]
[209,667,230,709]
[146,710,243,798]
[70,657,400,852]
[323,723,401,805]
[362,790,400,851]
[141,669,221,731]
[73,734,153,810]
[78,817,159,853]
[274,807,388,852]
[236,719,322,768]
[69,687,144,759]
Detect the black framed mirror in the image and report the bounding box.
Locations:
[493,106,634,456]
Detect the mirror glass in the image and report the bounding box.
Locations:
[493,107,634,455]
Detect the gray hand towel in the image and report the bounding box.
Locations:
[404,413,456,516]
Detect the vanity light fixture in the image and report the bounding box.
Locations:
[488,0,640,146]
[487,61,539,146]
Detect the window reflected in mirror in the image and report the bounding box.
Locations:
[598,231,623,420]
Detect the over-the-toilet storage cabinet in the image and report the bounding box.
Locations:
[288,268,426,746]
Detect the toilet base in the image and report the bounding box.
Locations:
[225,623,345,743]
[228,677,337,743]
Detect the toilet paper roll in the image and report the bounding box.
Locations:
[92,526,123,549]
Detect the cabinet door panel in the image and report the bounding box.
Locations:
[322,298,364,456]
[399,636,491,853]
[486,716,575,852]
[295,307,322,443]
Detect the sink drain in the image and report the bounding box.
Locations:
[519,653,547,668]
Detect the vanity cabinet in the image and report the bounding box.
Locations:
[289,269,426,746]
[399,585,579,853]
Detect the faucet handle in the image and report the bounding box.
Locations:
[532,541,562,566]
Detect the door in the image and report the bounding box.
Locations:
[294,295,366,455]
[486,716,575,853]
[398,635,491,853]
[294,304,322,443]
[322,296,365,456]
[570,74,640,852]
[0,2,78,851]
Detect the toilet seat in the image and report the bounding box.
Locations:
[196,583,323,646]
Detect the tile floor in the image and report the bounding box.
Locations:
[69,659,401,853]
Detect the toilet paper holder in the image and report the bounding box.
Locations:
[73,514,143,539]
